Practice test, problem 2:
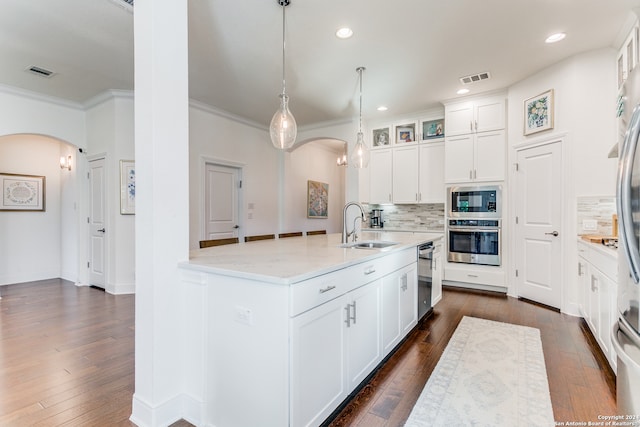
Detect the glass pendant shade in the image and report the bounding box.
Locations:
[270,94,297,149]
[351,131,370,168]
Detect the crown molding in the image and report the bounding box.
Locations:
[189,99,268,131]
[0,83,84,110]
[83,89,134,109]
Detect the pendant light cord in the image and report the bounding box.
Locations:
[357,67,365,133]
[281,2,287,96]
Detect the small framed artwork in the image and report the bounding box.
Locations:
[524,89,554,136]
[120,160,135,215]
[372,127,390,147]
[422,119,445,140]
[0,173,45,211]
[395,122,416,144]
[307,180,328,219]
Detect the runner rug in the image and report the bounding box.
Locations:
[405,316,555,427]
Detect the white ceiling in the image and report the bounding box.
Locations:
[2,0,640,129]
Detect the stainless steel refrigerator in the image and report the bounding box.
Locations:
[615,66,640,416]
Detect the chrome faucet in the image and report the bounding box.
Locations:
[342,201,367,244]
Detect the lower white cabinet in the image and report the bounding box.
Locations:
[381,264,417,354]
[291,279,382,427]
[290,248,417,427]
[577,240,618,371]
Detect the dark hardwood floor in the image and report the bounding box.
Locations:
[0,280,615,426]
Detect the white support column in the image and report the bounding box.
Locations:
[130,0,190,425]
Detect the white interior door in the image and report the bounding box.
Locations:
[204,163,240,239]
[88,157,106,288]
[515,141,562,308]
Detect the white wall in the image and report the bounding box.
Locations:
[0,135,64,284]
[85,93,136,294]
[189,103,280,248]
[507,47,618,314]
[0,87,85,287]
[285,140,346,234]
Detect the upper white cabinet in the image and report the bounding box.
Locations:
[444,94,506,183]
[445,130,505,183]
[445,97,505,137]
[369,148,393,204]
[369,112,446,205]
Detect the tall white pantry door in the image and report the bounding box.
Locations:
[88,157,106,289]
[514,141,562,309]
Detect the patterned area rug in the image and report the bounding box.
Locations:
[405,316,555,427]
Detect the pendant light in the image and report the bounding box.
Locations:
[351,67,370,168]
[270,0,297,150]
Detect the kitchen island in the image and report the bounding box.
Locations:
[179,231,441,427]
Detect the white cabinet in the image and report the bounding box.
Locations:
[369,148,392,204]
[445,130,505,183]
[445,97,505,137]
[346,281,382,389]
[576,240,618,371]
[419,142,445,203]
[432,242,443,306]
[291,295,347,427]
[384,142,445,204]
[392,145,419,203]
[290,248,417,427]
[381,264,417,354]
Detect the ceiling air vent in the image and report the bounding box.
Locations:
[25,65,55,78]
[459,72,491,85]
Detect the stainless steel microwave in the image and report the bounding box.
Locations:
[448,185,501,218]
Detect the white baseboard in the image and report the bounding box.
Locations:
[130,393,207,427]
[443,280,507,294]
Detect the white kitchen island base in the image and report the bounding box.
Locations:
[179,232,441,427]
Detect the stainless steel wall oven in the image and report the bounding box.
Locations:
[448,219,501,266]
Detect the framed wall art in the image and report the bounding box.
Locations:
[372,126,390,147]
[120,160,135,215]
[524,89,554,136]
[307,180,328,218]
[421,119,445,140]
[395,122,416,144]
[1,173,45,211]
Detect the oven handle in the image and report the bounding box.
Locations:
[448,227,500,232]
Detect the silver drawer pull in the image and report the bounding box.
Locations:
[364,266,376,275]
[319,285,336,294]
[467,274,479,278]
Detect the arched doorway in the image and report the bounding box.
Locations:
[0,133,80,287]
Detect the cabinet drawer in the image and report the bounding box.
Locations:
[445,267,505,286]
[290,248,418,316]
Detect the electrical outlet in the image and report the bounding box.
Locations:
[582,219,598,231]
[235,306,253,326]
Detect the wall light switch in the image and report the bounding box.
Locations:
[582,219,598,231]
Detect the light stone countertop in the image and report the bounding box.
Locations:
[577,237,618,259]
[181,231,443,285]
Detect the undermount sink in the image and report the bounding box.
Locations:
[339,240,398,249]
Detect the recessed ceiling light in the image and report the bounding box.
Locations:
[336,27,353,39]
[457,88,470,95]
[377,106,388,111]
[545,33,566,43]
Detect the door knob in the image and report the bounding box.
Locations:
[233,225,240,229]
[97,228,106,233]
[545,231,559,237]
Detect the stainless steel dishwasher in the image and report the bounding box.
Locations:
[418,242,434,320]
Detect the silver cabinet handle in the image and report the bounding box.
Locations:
[351,301,357,324]
[469,170,473,179]
[345,305,351,327]
[401,274,408,291]
[545,231,559,237]
[319,285,336,294]
[578,262,583,276]
[97,228,106,233]
[475,120,478,131]
[364,266,376,275]
[467,274,478,278]
[470,121,473,131]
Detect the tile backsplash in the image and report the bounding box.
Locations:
[363,203,445,231]
[577,196,616,236]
